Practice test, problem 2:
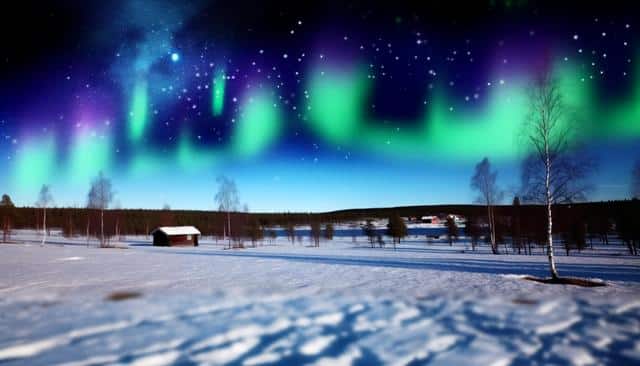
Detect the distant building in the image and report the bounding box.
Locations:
[359,218,381,227]
[447,214,466,224]
[421,216,440,224]
[151,226,201,246]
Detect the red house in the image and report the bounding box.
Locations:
[151,226,201,246]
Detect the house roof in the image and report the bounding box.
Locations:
[152,226,201,236]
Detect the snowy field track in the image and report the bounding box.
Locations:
[1,234,639,365]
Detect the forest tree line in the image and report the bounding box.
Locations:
[1,194,639,254]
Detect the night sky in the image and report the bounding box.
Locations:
[1,1,639,211]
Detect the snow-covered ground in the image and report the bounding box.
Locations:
[1,230,639,365]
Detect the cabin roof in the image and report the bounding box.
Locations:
[151,226,201,236]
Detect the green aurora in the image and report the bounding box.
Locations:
[11,57,640,190]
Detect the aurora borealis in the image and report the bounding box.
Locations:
[1,1,639,211]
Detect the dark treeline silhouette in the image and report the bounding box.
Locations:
[2,200,638,252]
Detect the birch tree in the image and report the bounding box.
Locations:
[87,172,114,248]
[470,157,503,254]
[35,185,54,246]
[215,175,239,249]
[520,72,594,279]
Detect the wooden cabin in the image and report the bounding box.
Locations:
[151,226,201,246]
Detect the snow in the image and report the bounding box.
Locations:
[0,230,639,365]
[129,350,181,366]
[536,316,581,335]
[299,335,336,355]
[151,226,200,236]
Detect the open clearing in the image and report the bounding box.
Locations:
[1,231,639,365]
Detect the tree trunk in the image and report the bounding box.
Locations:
[227,211,232,249]
[41,207,47,246]
[101,209,104,247]
[115,217,119,241]
[491,206,496,251]
[487,205,497,254]
[545,140,560,279]
[86,216,90,247]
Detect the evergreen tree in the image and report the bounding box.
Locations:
[1,194,14,243]
[387,214,407,249]
[0,194,14,207]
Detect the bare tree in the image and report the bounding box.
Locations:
[471,157,503,254]
[632,159,640,199]
[465,215,482,251]
[520,72,595,279]
[362,220,376,247]
[445,216,459,246]
[310,221,321,247]
[246,218,263,247]
[35,185,54,246]
[87,172,114,248]
[113,201,122,242]
[285,222,295,244]
[215,175,239,249]
[323,223,334,241]
[86,203,91,247]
